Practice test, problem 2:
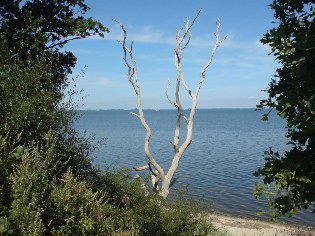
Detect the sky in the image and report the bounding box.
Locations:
[64,0,278,110]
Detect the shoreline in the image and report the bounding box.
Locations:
[207,213,315,236]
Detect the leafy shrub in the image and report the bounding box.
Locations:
[10,139,53,235]
[130,195,222,236]
[50,170,114,235]
[8,135,114,236]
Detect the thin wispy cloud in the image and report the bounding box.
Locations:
[94,77,121,87]
[130,26,171,44]
[88,24,174,44]
[134,39,274,68]
[87,23,266,54]
[88,22,224,46]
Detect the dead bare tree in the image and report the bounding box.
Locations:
[114,10,226,199]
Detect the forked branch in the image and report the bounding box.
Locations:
[161,16,226,198]
[114,10,225,199]
[114,19,165,187]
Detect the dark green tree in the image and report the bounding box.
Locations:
[0,0,108,223]
[0,0,108,148]
[254,0,315,218]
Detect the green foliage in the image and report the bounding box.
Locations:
[0,42,104,223]
[0,0,107,153]
[0,0,108,74]
[50,170,114,235]
[119,191,221,236]
[255,0,315,218]
[0,0,107,215]
[10,143,50,235]
[8,135,111,235]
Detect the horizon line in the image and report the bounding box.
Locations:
[76,107,260,111]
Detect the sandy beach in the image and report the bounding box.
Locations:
[207,213,315,236]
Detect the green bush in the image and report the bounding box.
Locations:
[0,128,23,234]
[50,170,114,235]
[9,137,55,235]
[8,135,114,236]
[129,194,222,236]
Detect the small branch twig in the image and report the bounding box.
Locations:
[196,18,227,96]
[134,165,149,171]
[130,112,140,118]
[178,9,202,48]
[166,79,188,122]
[165,79,176,106]
[45,36,81,49]
[148,162,159,176]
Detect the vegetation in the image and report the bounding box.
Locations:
[254,0,315,218]
[0,0,107,225]
[0,1,224,235]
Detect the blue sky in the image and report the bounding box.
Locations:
[64,0,277,110]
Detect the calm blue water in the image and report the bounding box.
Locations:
[74,109,314,227]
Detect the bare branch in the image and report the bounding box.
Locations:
[181,34,191,50]
[178,9,202,47]
[130,112,140,118]
[172,10,203,152]
[162,13,225,199]
[148,162,159,176]
[134,165,149,171]
[114,20,140,93]
[166,80,188,122]
[196,18,227,96]
[114,19,166,184]
[166,79,176,107]
[181,74,192,98]
[151,175,159,191]
[45,36,81,49]
[181,111,188,123]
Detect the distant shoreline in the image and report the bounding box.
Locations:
[77,108,259,111]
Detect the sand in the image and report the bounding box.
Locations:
[207,213,315,236]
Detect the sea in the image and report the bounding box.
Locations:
[74,109,314,227]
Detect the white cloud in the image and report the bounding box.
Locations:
[88,24,174,44]
[96,77,118,87]
[86,23,268,56]
[130,26,170,44]
[87,23,223,47]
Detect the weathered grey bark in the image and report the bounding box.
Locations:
[114,10,226,199]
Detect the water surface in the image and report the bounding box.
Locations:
[74,109,314,227]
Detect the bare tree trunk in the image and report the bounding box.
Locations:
[114,10,226,199]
